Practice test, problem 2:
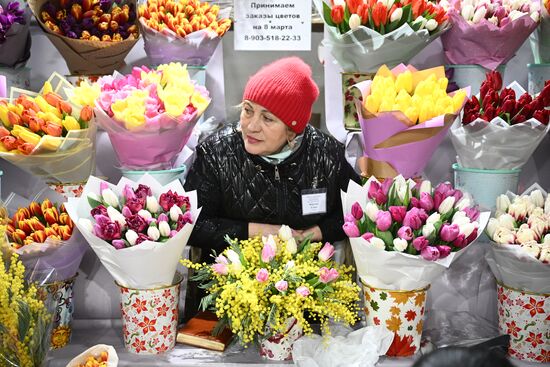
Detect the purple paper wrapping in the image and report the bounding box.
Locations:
[441,10,538,70]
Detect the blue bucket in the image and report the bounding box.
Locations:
[452,163,520,212]
[121,166,186,185]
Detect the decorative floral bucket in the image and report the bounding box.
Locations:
[342,72,374,130]
[48,182,86,200]
[497,283,549,363]
[39,273,78,349]
[527,63,550,95]
[453,163,520,212]
[0,65,31,91]
[121,166,186,186]
[117,273,183,354]
[362,281,429,357]
[259,317,303,361]
[446,64,506,96]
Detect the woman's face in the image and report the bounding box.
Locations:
[240,100,296,156]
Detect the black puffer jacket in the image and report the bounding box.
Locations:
[184,123,360,256]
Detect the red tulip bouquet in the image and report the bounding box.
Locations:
[65,174,200,288]
[313,0,449,72]
[450,71,550,170]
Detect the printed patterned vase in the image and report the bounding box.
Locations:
[39,273,78,349]
[48,182,86,200]
[497,283,550,363]
[362,281,429,357]
[342,72,374,130]
[259,317,303,361]
[117,273,183,354]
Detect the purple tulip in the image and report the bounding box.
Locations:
[93,215,122,241]
[440,224,460,242]
[112,239,126,250]
[397,226,413,241]
[389,206,406,223]
[122,206,132,218]
[343,222,360,238]
[403,208,423,230]
[452,234,468,248]
[351,202,364,220]
[464,207,480,222]
[91,204,108,218]
[410,197,421,208]
[134,184,152,200]
[376,211,392,232]
[344,214,356,223]
[433,183,453,209]
[437,245,452,259]
[368,181,387,206]
[176,212,193,231]
[123,184,136,200]
[169,230,178,238]
[158,213,169,223]
[361,232,374,241]
[126,214,147,233]
[421,246,440,261]
[419,192,434,212]
[412,236,429,252]
[125,197,144,214]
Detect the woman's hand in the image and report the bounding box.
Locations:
[295,226,323,242]
[248,223,283,237]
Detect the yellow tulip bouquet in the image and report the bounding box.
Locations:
[0,225,54,367]
[72,62,210,170]
[0,72,97,186]
[182,226,360,350]
[353,64,469,179]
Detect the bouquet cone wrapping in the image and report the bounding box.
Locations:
[27,0,139,75]
[65,175,201,289]
[450,81,550,170]
[66,344,119,366]
[530,4,550,64]
[362,282,428,357]
[0,2,31,67]
[441,10,538,70]
[118,274,182,354]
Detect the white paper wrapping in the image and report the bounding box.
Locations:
[342,180,490,290]
[292,326,393,367]
[65,174,201,289]
[450,81,550,170]
[65,344,118,367]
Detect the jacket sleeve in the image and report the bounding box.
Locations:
[184,143,249,254]
[317,146,361,244]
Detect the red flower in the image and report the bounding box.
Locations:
[161,325,172,338]
[480,71,503,101]
[346,0,362,14]
[157,303,170,317]
[331,4,345,24]
[404,310,417,322]
[138,316,157,334]
[163,289,172,298]
[132,338,146,353]
[505,321,521,338]
[373,317,380,326]
[357,3,369,23]
[523,298,545,317]
[533,109,549,125]
[372,2,388,28]
[411,0,427,18]
[386,334,417,357]
[132,299,148,314]
[156,344,169,353]
[536,349,550,363]
[526,332,543,348]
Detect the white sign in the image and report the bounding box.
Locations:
[234,0,312,51]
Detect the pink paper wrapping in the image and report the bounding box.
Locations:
[441,10,538,70]
[0,75,6,98]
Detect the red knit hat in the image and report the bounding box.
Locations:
[243,57,319,134]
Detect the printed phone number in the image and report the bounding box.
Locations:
[243,35,302,41]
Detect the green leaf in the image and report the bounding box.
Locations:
[380,292,387,301]
[375,229,394,246]
[403,4,413,23]
[267,304,278,327]
[298,233,313,253]
[323,2,336,27]
[87,196,103,209]
[17,300,31,343]
[368,8,375,29]
[344,4,351,23]
[379,23,385,35]
[370,300,379,311]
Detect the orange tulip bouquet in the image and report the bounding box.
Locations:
[313,0,449,72]
[138,0,231,66]
[0,73,97,190]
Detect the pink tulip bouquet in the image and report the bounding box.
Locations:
[71,62,210,170]
[65,174,200,288]
[341,175,490,290]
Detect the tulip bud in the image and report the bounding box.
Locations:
[138,209,152,221]
[29,201,43,217]
[146,196,160,214]
[29,218,46,232]
[43,207,60,225]
[32,230,47,243]
[529,190,544,208]
[278,225,293,241]
[169,205,183,222]
[422,223,436,239]
[159,221,171,237]
[107,206,126,228]
[426,212,441,225]
[390,7,402,22]
[438,196,456,214]
[365,202,379,222]
[285,237,297,254]
[393,238,408,252]
[461,4,475,20]
[126,229,138,246]
[472,6,487,23]
[419,180,432,195]
[275,280,288,292]
[58,225,73,240]
[102,188,120,208]
[368,237,386,250]
[349,13,361,30]
[41,199,53,213]
[147,225,160,241]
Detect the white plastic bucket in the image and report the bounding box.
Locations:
[527,63,550,95]
[452,163,520,212]
[446,64,506,96]
[121,166,186,185]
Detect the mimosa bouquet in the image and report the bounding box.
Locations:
[182,226,360,346]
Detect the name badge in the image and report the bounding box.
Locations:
[301,188,327,216]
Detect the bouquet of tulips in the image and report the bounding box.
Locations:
[65,175,200,288]
[71,62,210,170]
[440,0,540,69]
[342,175,489,290]
[0,73,97,185]
[313,0,449,72]
[28,0,139,74]
[353,64,469,179]
[1,191,88,282]
[485,185,550,295]
[138,0,231,65]
[0,0,31,67]
[450,71,550,170]
[182,225,359,346]
[531,0,550,63]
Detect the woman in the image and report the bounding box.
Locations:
[185,57,359,258]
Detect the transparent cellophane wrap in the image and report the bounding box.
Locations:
[27,0,139,75]
[312,0,449,73]
[65,174,201,289]
[450,82,550,170]
[0,72,97,185]
[342,178,490,291]
[138,2,231,66]
[485,184,550,294]
[530,3,550,64]
[66,344,119,367]
[93,70,210,170]
[0,188,88,283]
